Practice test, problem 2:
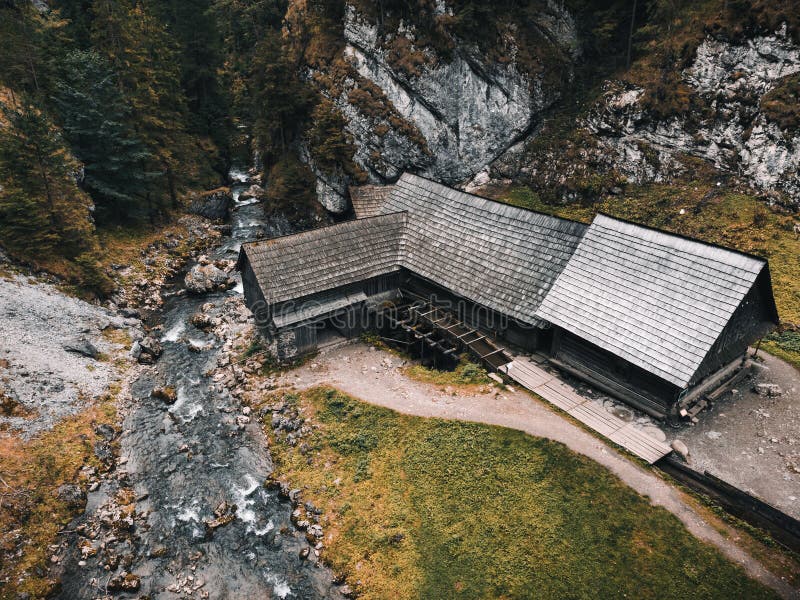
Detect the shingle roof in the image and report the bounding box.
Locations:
[535,213,768,388]
[241,212,406,305]
[350,184,394,218]
[244,174,586,325]
[383,174,587,325]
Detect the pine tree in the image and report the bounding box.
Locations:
[52,49,152,222]
[249,29,313,166]
[90,0,192,218]
[308,97,356,176]
[0,100,94,258]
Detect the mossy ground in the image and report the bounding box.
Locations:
[261,387,776,600]
[495,178,800,370]
[0,394,117,598]
[403,356,492,387]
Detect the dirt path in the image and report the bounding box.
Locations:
[276,342,799,599]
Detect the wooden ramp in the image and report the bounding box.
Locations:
[499,358,672,464]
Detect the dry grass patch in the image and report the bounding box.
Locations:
[0,396,116,598]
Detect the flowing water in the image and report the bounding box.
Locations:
[57,170,340,599]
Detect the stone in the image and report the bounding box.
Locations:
[188,188,233,220]
[753,383,782,397]
[137,336,162,364]
[151,386,177,404]
[107,572,141,592]
[190,312,213,330]
[307,524,324,538]
[93,441,113,463]
[64,338,100,359]
[56,483,86,510]
[239,184,266,201]
[185,264,235,295]
[671,439,690,461]
[94,423,117,440]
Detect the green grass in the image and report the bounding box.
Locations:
[404,356,492,386]
[263,387,777,600]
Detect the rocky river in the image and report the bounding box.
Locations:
[55,171,342,599]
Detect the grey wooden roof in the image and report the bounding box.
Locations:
[384,174,588,325]
[350,184,394,218]
[535,214,769,388]
[240,213,406,305]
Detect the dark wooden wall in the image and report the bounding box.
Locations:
[692,271,778,386]
[551,329,681,418]
[400,270,544,351]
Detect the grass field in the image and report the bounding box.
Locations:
[262,387,776,600]
[495,180,800,370]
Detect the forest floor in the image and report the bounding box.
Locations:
[254,342,800,598]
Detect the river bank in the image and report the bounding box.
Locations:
[0,170,342,598]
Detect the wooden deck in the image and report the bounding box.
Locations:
[499,357,672,464]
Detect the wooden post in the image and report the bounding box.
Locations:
[752,337,764,358]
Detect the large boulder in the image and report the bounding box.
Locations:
[64,337,100,359]
[239,184,266,202]
[188,188,233,220]
[184,263,235,294]
[132,335,163,364]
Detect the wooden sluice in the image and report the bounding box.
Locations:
[378,294,511,371]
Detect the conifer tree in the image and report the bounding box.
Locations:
[90,0,190,217]
[52,49,152,222]
[0,100,94,258]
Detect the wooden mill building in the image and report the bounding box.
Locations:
[237,173,779,420]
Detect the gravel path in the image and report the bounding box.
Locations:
[277,342,799,599]
[0,274,139,437]
[667,352,800,519]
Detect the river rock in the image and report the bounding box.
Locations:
[137,336,162,364]
[184,263,235,294]
[188,188,233,220]
[151,386,177,404]
[64,338,100,359]
[239,184,266,201]
[671,439,690,461]
[56,483,86,510]
[107,572,140,592]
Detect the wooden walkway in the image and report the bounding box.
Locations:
[499,357,672,464]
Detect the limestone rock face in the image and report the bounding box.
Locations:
[304,2,578,211]
[341,4,576,185]
[581,25,800,208]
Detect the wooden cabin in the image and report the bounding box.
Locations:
[535,214,779,419]
[237,173,779,419]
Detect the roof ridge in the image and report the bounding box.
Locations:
[594,213,767,267]
[396,172,588,227]
[240,211,408,249]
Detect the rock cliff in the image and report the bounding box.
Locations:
[303,1,579,211]
[486,22,800,209]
